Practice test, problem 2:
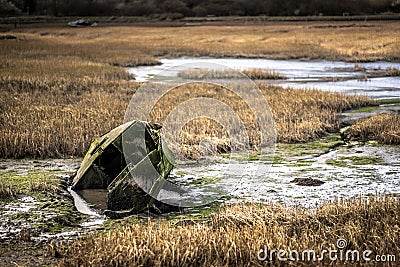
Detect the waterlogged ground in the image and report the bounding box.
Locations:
[0,159,104,241]
[128,57,400,99]
[0,123,399,265]
[170,137,400,209]
[1,133,399,241]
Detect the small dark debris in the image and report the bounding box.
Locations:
[53,216,73,226]
[68,19,97,27]
[291,178,325,186]
[40,203,51,209]
[267,189,277,193]
[17,229,32,242]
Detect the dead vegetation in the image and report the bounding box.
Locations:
[177,68,286,80]
[384,67,400,77]
[2,21,399,65]
[343,114,400,145]
[57,197,400,266]
[144,83,372,158]
[0,22,379,158]
[0,78,373,158]
[0,180,16,199]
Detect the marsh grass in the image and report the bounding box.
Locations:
[384,67,400,77]
[0,180,16,199]
[344,114,400,145]
[57,197,400,266]
[0,78,373,158]
[2,21,399,66]
[28,176,59,194]
[336,64,400,78]
[177,68,286,80]
[363,67,400,79]
[0,22,378,158]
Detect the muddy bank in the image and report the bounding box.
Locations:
[0,158,105,266]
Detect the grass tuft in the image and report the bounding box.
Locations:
[177,68,286,80]
[0,180,17,199]
[344,114,400,145]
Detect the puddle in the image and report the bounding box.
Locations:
[73,189,108,211]
[67,187,103,217]
[2,196,37,215]
[127,57,400,99]
[67,187,105,229]
[67,188,107,228]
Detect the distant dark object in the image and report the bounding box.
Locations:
[291,178,325,186]
[0,35,17,40]
[68,19,98,27]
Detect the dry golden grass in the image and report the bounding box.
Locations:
[3,20,399,65]
[259,85,373,143]
[0,77,373,158]
[1,82,372,158]
[0,180,16,199]
[0,22,381,158]
[57,197,400,266]
[0,79,136,158]
[385,67,400,77]
[144,83,372,158]
[177,68,286,80]
[344,114,400,145]
[243,68,286,80]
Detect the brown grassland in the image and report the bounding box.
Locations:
[1,20,392,158]
[0,78,373,158]
[2,20,399,65]
[57,197,400,266]
[0,20,399,266]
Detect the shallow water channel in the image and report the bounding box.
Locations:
[128,57,400,99]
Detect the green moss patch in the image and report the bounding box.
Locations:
[377,98,400,105]
[349,106,380,113]
[277,134,345,158]
[190,176,220,185]
[0,170,63,196]
[326,156,384,167]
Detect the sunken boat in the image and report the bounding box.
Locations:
[71,120,179,218]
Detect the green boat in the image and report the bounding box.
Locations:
[71,120,178,217]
